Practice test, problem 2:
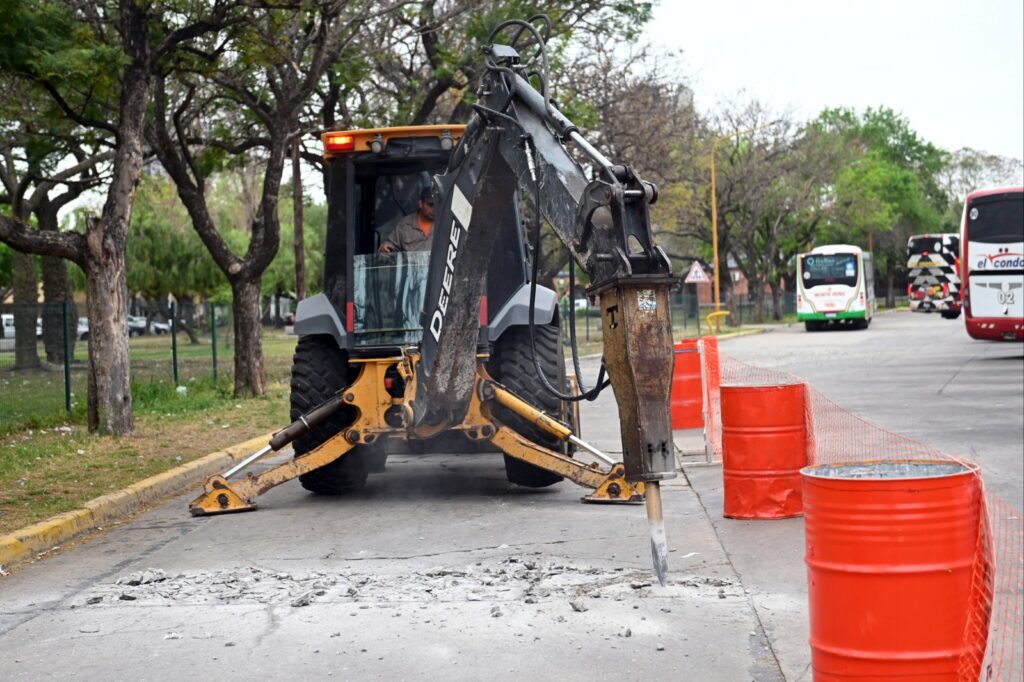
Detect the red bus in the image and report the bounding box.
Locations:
[960,186,1024,341]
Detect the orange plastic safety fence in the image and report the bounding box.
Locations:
[698,343,1024,681]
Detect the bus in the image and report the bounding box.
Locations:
[907,233,961,319]
[797,244,876,331]
[960,186,1024,341]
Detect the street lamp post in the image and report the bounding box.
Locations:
[709,120,781,332]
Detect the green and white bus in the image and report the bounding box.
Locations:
[796,244,876,331]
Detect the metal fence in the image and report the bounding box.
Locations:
[0,300,234,434]
[560,291,801,347]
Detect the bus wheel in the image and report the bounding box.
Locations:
[804,321,821,332]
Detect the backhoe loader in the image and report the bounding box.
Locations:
[190,17,678,583]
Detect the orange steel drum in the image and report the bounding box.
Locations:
[670,339,703,428]
[802,460,987,681]
[721,382,806,519]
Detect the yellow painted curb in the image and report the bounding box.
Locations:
[0,432,272,571]
[714,327,767,340]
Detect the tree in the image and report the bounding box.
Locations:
[813,107,948,306]
[937,147,1024,229]
[0,78,110,365]
[0,0,240,433]
[127,172,225,342]
[149,1,385,397]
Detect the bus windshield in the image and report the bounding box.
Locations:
[801,253,858,288]
[967,196,1024,244]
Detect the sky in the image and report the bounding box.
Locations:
[643,0,1024,160]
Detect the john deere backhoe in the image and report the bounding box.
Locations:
[190,17,678,582]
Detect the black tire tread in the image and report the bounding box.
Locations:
[290,336,369,495]
[490,323,566,488]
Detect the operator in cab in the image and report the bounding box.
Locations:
[379,186,434,253]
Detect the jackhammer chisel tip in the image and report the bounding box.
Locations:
[644,481,669,586]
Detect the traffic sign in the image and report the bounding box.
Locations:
[684,261,710,284]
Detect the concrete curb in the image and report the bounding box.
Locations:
[713,327,767,340]
[0,433,272,571]
[575,327,768,360]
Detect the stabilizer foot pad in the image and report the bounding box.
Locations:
[189,475,257,516]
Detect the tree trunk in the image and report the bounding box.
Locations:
[175,294,199,344]
[12,250,40,369]
[81,0,151,434]
[231,277,265,397]
[768,280,783,321]
[885,263,896,308]
[750,277,765,324]
[41,256,76,364]
[84,250,134,434]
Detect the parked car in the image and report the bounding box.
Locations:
[77,317,89,340]
[0,314,43,339]
[151,320,171,334]
[126,315,147,337]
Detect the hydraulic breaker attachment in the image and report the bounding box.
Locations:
[590,278,677,585]
[189,394,351,516]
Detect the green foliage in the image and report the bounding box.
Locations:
[127,175,225,299]
[813,107,947,270]
[0,0,122,115]
[0,239,12,290]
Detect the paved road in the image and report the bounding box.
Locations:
[685,309,1023,681]
[0,394,781,680]
[721,310,1024,508]
[1,310,1019,681]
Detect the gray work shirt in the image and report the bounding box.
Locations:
[383,212,433,252]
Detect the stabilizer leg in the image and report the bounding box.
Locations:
[189,432,355,516]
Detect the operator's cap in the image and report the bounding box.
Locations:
[420,186,434,205]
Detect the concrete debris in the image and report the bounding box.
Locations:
[77,560,737,609]
[490,606,502,618]
[291,591,317,608]
[116,569,167,586]
[656,643,665,651]
[164,632,182,640]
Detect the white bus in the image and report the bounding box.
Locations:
[797,244,876,331]
[961,186,1023,341]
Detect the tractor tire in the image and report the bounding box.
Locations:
[490,322,567,488]
[290,335,370,495]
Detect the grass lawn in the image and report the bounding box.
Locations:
[0,330,297,536]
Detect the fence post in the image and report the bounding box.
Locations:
[63,301,71,414]
[210,304,218,382]
[171,301,179,385]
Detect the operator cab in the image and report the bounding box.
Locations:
[316,125,531,353]
[322,126,462,348]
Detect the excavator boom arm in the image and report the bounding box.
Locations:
[414,41,677,486]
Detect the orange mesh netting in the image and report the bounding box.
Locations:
[696,341,1023,681]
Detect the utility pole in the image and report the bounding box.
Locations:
[293,136,307,302]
